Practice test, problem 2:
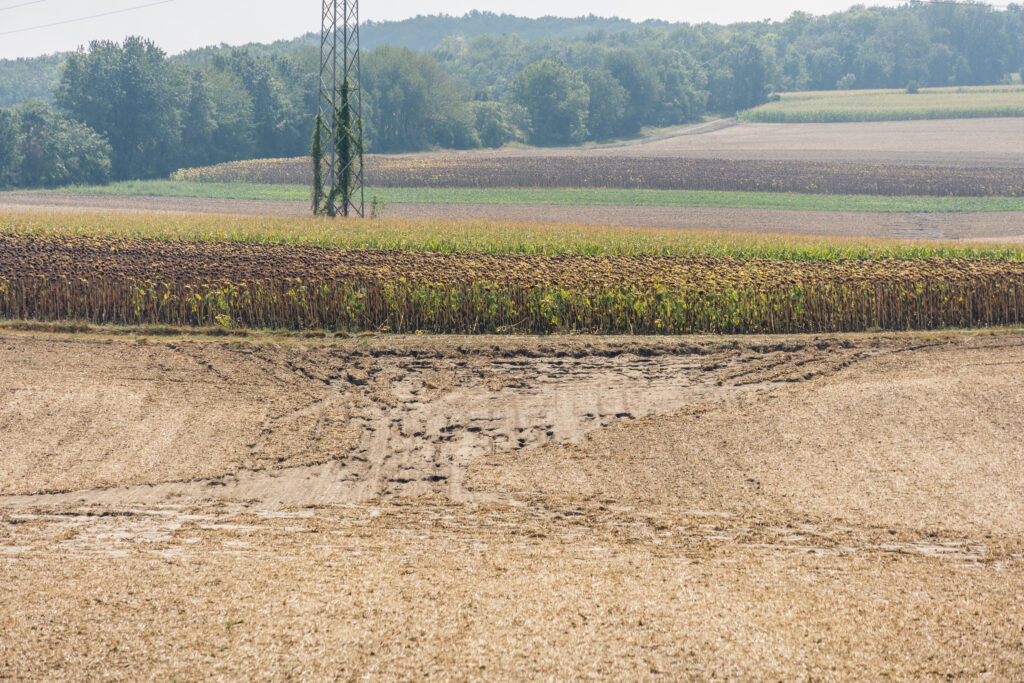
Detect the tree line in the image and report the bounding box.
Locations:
[2,4,1024,188]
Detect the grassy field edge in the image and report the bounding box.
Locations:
[28,180,1024,214]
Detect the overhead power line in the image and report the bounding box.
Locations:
[0,0,46,12]
[0,0,176,37]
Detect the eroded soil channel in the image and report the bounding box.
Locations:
[0,333,875,508]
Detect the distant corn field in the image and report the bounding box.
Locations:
[741,85,1024,123]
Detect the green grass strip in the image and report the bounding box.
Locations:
[38,180,1024,213]
[740,85,1024,123]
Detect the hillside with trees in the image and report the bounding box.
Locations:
[2,5,1024,187]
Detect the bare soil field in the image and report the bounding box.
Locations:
[388,202,1024,242]
[2,328,1023,678]
[5,192,1024,241]
[169,119,1024,195]
[589,118,1024,167]
[397,118,1024,167]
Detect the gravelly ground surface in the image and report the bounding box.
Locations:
[1,329,1023,679]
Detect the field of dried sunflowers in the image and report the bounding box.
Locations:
[170,154,1024,197]
[2,211,1023,335]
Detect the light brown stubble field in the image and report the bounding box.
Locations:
[590,118,1024,166]
[367,117,1024,166]
[1,328,1022,678]
[4,195,1024,242]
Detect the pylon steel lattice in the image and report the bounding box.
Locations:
[317,0,364,217]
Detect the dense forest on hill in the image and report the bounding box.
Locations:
[2,5,1024,188]
[0,13,653,109]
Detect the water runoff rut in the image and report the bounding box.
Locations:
[1,339,876,508]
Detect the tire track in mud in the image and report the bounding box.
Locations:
[2,491,1010,566]
[0,336,885,508]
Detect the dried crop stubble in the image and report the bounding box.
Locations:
[8,199,1024,243]
[173,155,1024,197]
[9,209,1024,260]
[601,119,1024,166]
[1,333,1023,679]
[2,234,1023,334]
[4,234,1023,288]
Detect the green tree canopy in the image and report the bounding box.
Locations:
[56,36,182,180]
[196,65,257,163]
[0,108,23,188]
[7,99,110,188]
[362,46,475,152]
[603,50,659,136]
[180,72,217,167]
[707,38,775,113]
[579,68,627,141]
[511,59,589,146]
[468,101,527,148]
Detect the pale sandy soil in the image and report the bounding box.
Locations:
[4,193,1024,241]
[1,328,1023,679]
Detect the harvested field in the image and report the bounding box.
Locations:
[172,118,1024,172]
[384,202,1024,242]
[3,232,1024,334]
[46,181,1024,213]
[5,192,1024,242]
[372,156,1024,196]
[604,118,1024,166]
[173,154,1024,196]
[168,118,1024,195]
[1,329,1022,678]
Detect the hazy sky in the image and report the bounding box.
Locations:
[1,0,905,60]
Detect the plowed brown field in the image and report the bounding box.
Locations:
[1,329,1022,678]
[175,154,1024,196]
[169,119,1024,195]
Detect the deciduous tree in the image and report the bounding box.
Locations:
[57,37,182,180]
[511,59,589,146]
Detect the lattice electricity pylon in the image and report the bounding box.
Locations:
[318,0,364,217]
